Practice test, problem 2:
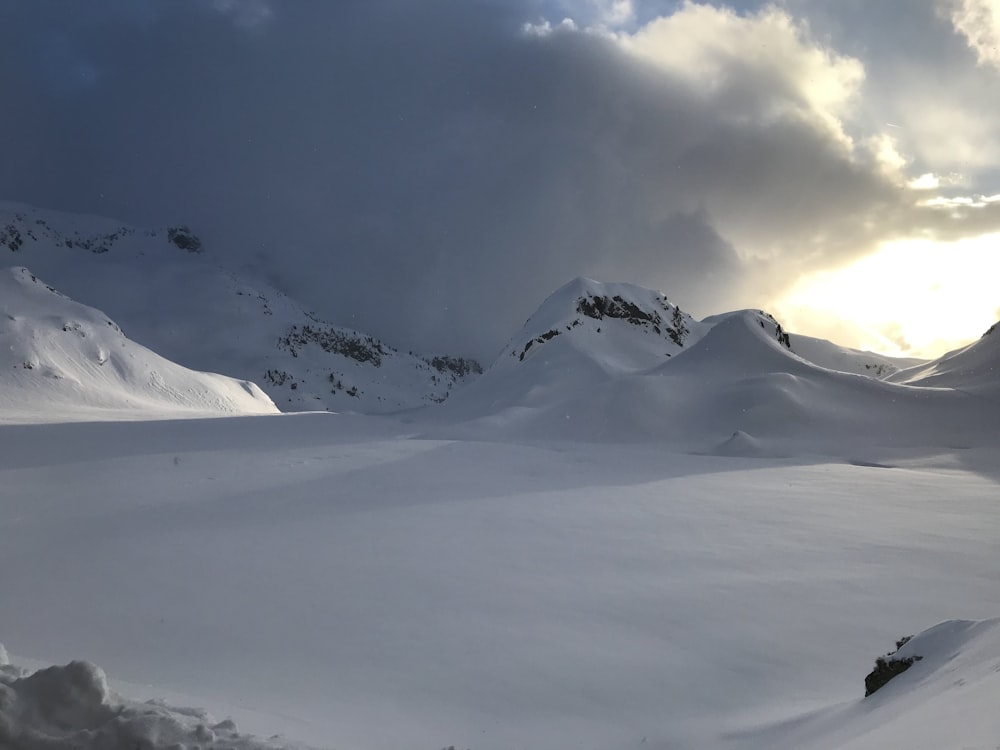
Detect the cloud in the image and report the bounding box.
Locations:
[942,0,1000,70]
[615,3,865,145]
[209,0,273,30]
[2,1,1000,360]
[909,173,941,190]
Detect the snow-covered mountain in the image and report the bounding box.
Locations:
[888,320,1000,392]
[430,278,956,456]
[4,210,1000,750]
[0,267,277,423]
[0,202,481,413]
[440,277,707,417]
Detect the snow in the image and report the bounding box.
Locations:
[889,321,1000,391]
[2,216,1000,749]
[0,266,277,422]
[0,655,299,749]
[0,202,480,413]
[2,411,1000,750]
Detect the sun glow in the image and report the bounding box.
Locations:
[777,233,1000,358]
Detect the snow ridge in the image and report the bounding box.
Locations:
[0,267,277,423]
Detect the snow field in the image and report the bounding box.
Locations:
[2,414,999,749]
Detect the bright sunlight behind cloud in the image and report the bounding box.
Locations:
[778,233,1000,357]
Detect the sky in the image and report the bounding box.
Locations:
[2,0,1000,361]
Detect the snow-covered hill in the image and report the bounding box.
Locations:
[888,320,1000,392]
[440,277,707,418]
[0,202,481,414]
[0,267,277,422]
[429,280,958,457]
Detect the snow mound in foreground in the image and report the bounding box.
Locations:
[0,267,278,423]
[0,648,301,750]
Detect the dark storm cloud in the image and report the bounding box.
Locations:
[1,1,993,360]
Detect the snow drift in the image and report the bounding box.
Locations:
[0,646,299,749]
[0,266,277,422]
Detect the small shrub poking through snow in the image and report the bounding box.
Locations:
[864,634,923,696]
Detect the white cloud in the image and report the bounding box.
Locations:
[921,192,1000,208]
[610,3,865,146]
[598,0,635,27]
[942,0,1000,70]
[908,172,941,190]
[522,17,578,37]
[869,132,909,178]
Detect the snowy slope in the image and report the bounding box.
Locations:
[430,288,987,457]
[747,324,923,378]
[1,415,999,750]
[0,267,277,422]
[888,320,1000,392]
[439,277,708,418]
[0,202,481,414]
[735,618,1000,750]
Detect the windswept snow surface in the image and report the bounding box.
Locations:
[433,307,992,455]
[2,271,1000,749]
[0,267,277,422]
[889,320,1000,392]
[2,409,1000,750]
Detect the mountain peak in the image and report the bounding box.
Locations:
[499,277,700,368]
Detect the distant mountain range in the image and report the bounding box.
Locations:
[0,202,481,415]
[2,201,998,436]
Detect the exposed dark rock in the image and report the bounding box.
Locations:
[167,226,203,253]
[1,223,24,252]
[427,355,483,378]
[518,329,562,361]
[278,324,389,367]
[775,322,791,349]
[864,635,922,696]
[575,294,689,346]
[263,369,293,386]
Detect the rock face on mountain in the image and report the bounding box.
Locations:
[0,202,481,414]
[0,267,277,422]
